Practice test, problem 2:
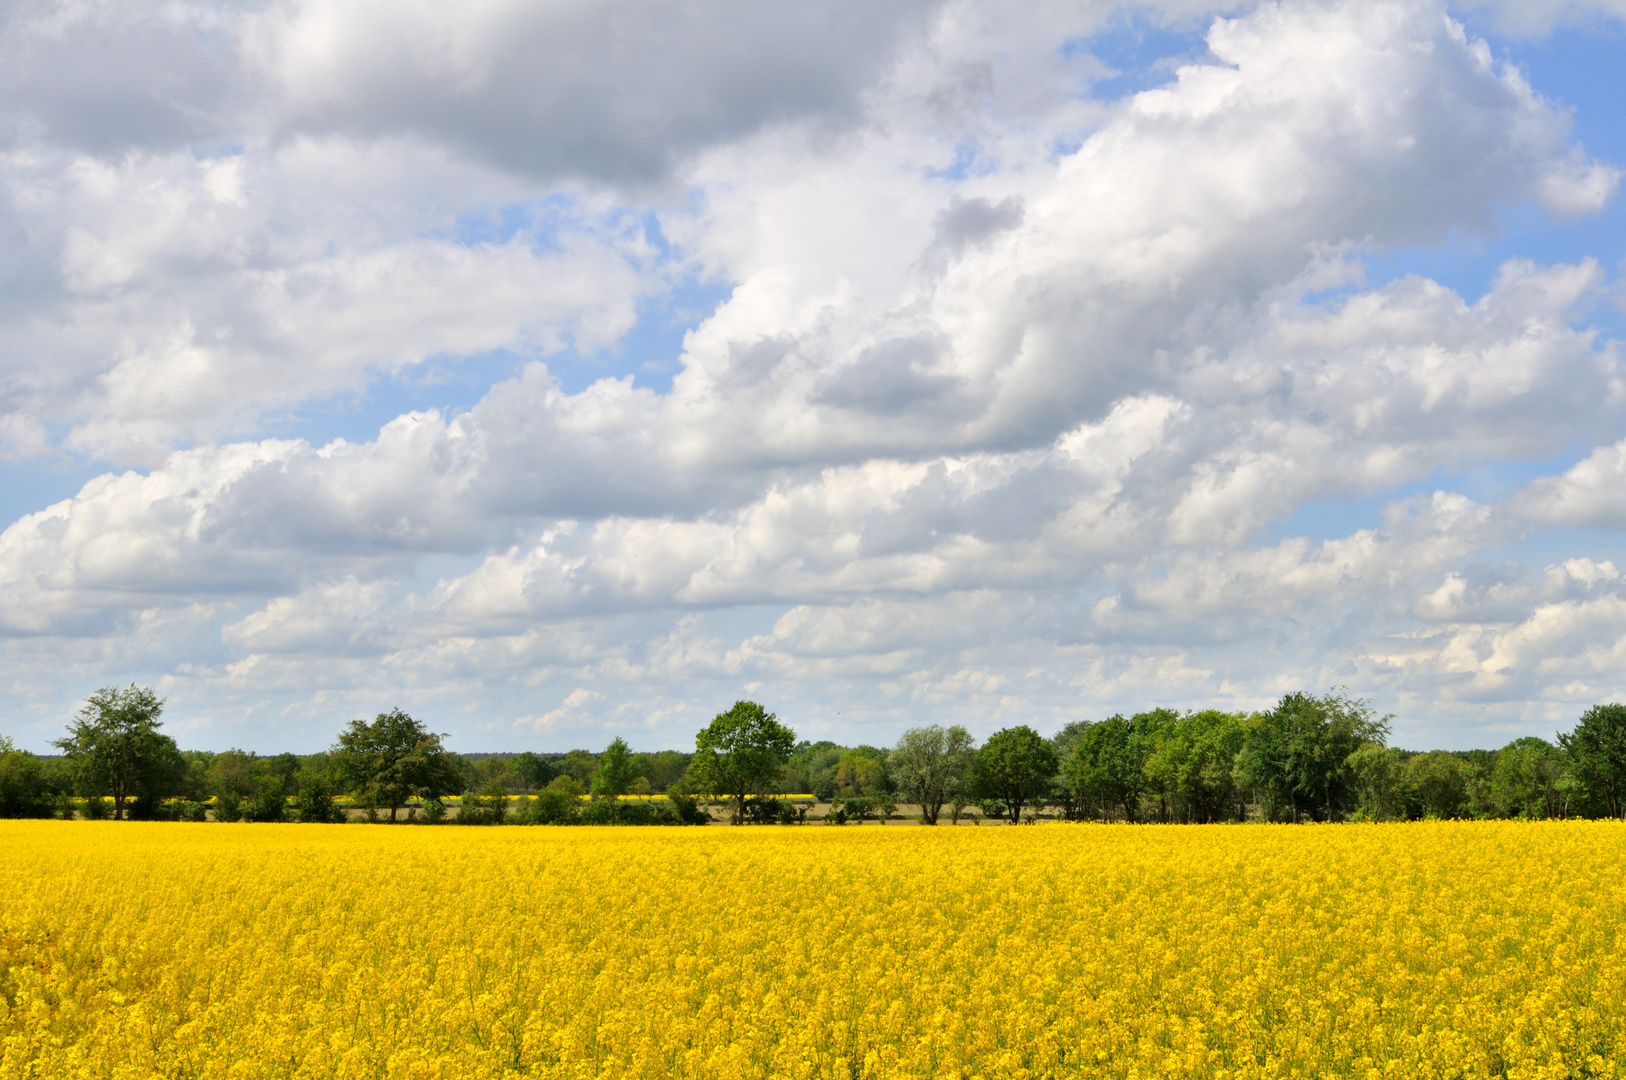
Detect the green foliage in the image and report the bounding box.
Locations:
[690,701,796,824]
[512,752,557,791]
[977,726,1057,823]
[789,741,845,800]
[332,709,462,822]
[458,779,512,825]
[1235,691,1389,822]
[1558,703,1626,818]
[1489,738,1566,819]
[834,748,889,797]
[54,684,184,820]
[526,778,584,824]
[1405,751,1469,819]
[1142,710,1247,823]
[1063,715,1150,822]
[214,790,244,822]
[1349,744,1411,821]
[665,793,708,825]
[592,737,640,799]
[889,725,976,825]
[296,770,345,824]
[0,751,55,818]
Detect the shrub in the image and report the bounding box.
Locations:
[666,794,708,825]
[528,785,581,825]
[214,791,244,823]
[296,775,345,824]
[79,796,112,821]
[458,782,511,825]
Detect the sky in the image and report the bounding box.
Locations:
[2,0,1626,755]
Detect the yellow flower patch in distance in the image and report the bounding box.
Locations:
[1,821,1623,1079]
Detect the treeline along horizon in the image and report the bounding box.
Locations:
[2,686,1624,823]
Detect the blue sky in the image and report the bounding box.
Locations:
[1,0,1624,754]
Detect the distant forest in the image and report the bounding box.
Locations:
[2,688,1623,823]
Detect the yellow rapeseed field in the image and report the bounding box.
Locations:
[2,821,1624,1080]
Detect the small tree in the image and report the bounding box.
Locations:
[53,685,182,821]
[889,725,976,825]
[689,701,796,825]
[1560,704,1626,818]
[593,737,640,799]
[0,744,54,819]
[296,769,345,824]
[332,709,463,822]
[976,726,1058,824]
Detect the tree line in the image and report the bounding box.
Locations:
[2,687,1624,823]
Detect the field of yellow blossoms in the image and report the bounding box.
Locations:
[2,821,1624,1080]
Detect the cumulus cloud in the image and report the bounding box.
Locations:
[1,0,1624,750]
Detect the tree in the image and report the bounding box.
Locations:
[296,768,345,824]
[889,725,976,825]
[689,701,796,825]
[1235,691,1389,822]
[1489,737,1565,819]
[332,709,463,822]
[513,751,557,792]
[593,737,640,799]
[977,726,1058,823]
[0,744,55,819]
[834,749,887,797]
[1560,703,1626,818]
[1404,751,1469,818]
[1348,744,1411,820]
[1143,710,1246,823]
[1064,714,1150,822]
[53,685,183,821]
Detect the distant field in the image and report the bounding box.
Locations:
[2,821,1623,1079]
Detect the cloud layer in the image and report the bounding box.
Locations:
[2,0,1625,751]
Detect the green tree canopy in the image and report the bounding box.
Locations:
[53,684,183,821]
[834,749,887,797]
[1235,690,1389,822]
[689,701,796,824]
[1490,737,1565,819]
[1559,703,1626,818]
[1063,714,1152,822]
[889,725,976,825]
[593,737,640,798]
[977,726,1058,823]
[332,708,462,822]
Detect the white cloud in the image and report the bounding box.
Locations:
[1,0,1625,751]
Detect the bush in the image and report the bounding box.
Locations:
[249,782,288,823]
[214,791,244,823]
[79,795,112,821]
[296,775,345,824]
[665,793,709,825]
[527,784,581,825]
[421,797,447,823]
[0,752,53,819]
[458,781,511,825]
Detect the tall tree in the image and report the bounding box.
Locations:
[53,685,182,821]
[1064,714,1151,822]
[889,725,976,825]
[1559,703,1626,818]
[1489,737,1566,819]
[332,709,463,822]
[1236,691,1389,822]
[593,737,640,799]
[977,726,1058,823]
[689,701,796,824]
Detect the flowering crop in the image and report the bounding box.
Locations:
[2,821,1624,1079]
